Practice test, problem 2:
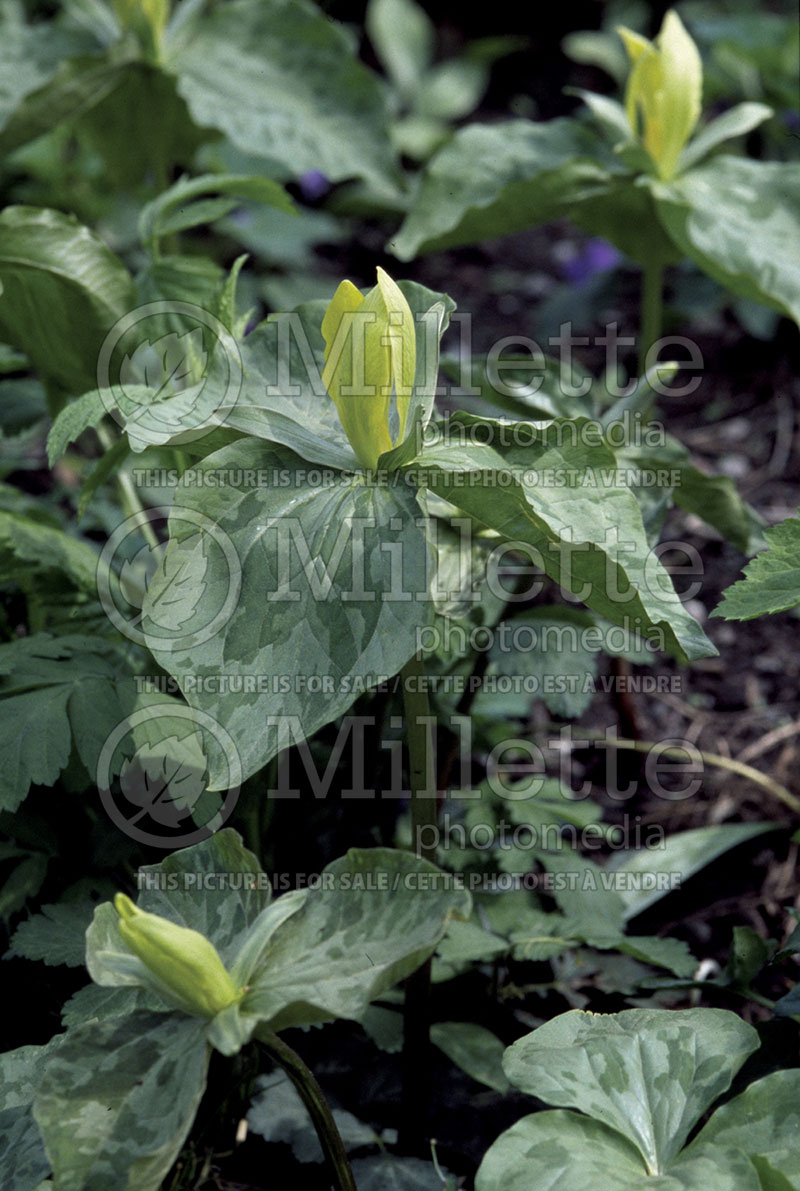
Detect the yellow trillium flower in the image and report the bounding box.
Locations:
[618,10,702,181]
[321,266,416,469]
[115,893,243,1018]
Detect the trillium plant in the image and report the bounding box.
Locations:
[0,0,798,1188]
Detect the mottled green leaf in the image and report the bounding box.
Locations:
[143,441,433,786]
[415,417,715,663]
[687,1070,800,1183]
[34,1013,209,1191]
[475,1110,760,1190]
[242,848,471,1029]
[503,1008,759,1172]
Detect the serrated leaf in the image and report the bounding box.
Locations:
[7,901,96,968]
[712,512,800,620]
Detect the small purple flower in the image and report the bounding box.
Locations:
[560,238,622,285]
[298,170,331,201]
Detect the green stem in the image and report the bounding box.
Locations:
[399,651,438,1152]
[255,1028,356,1191]
[638,261,664,381]
[96,424,160,553]
[400,652,438,865]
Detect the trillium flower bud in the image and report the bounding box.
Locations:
[114,893,242,1019]
[321,266,416,469]
[618,10,702,181]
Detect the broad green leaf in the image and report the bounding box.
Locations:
[610,823,779,920]
[726,925,771,988]
[0,6,94,135]
[586,934,697,979]
[653,157,800,326]
[475,1109,760,1191]
[138,173,295,247]
[390,118,615,260]
[241,848,471,1029]
[121,829,281,969]
[34,1013,209,1191]
[0,1105,51,1191]
[503,1008,759,1173]
[143,441,433,786]
[0,1038,65,1113]
[430,1022,509,1093]
[5,57,205,188]
[615,435,755,552]
[439,352,594,421]
[670,463,755,552]
[0,1037,65,1191]
[687,1069,800,1183]
[366,0,434,94]
[7,900,96,968]
[173,0,398,188]
[85,831,293,1005]
[418,59,488,122]
[712,512,800,620]
[415,417,715,663]
[680,102,773,172]
[0,207,135,397]
[536,850,627,934]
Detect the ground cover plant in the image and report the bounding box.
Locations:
[0,0,798,1188]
